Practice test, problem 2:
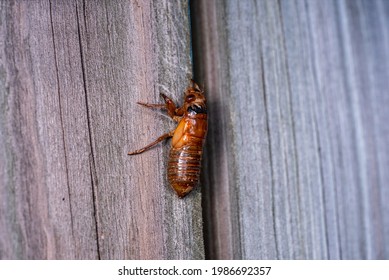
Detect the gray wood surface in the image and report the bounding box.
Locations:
[192,0,389,259]
[0,0,203,259]
[1,0,388,260]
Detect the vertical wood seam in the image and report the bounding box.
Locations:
[278,0,304,258]
[75,0,101,259]
[313,114,330,258]
[304,0,331,259]
[48,0,76,244]
[330,1,344,259]
[256,3,279,258]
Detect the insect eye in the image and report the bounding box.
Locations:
[188,104,206,114]
[186,94,196,102]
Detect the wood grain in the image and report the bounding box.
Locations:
[192,0,389,259]
[0,0,203,259]
[2,0,388,260]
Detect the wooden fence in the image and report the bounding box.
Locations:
[1,0,388,259]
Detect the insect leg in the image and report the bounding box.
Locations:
[128,130,175,155]
[137,94,183,121]
[137,102,166,109]
[160,93,184,120]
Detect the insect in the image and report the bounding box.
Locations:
[128,80,207,198]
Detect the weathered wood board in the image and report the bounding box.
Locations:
[1,0,388,260]
[0,0,203,259]
[192,0,389,259]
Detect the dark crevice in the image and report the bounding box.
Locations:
[75,0,101,260]
[189,0,211,259]
[48,0,75,242]
[191,0,245,259]
[190,1,241,259]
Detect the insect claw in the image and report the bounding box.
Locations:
[160,93,168,100]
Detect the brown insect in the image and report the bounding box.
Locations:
[128,80,207,198]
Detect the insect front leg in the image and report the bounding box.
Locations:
[137,93,184,122]
[128,130,175,155]
[159,93,184,121]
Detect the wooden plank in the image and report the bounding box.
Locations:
[0,0,203,259]
[192,0,389,259]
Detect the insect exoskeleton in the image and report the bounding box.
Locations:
[128,80,207,198]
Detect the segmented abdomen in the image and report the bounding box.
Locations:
[168,138,204,197]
